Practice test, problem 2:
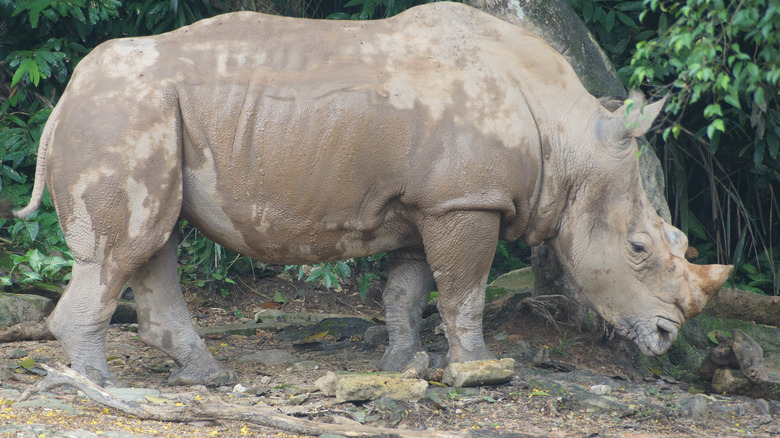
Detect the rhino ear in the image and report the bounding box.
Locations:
[615,91,667,138]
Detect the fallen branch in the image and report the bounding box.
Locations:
[703,288,780,326]
[0,320,55,343]
[20,363,501,438]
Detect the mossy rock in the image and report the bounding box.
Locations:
[485,267,534,302]
[0,293,54,328]
[641,314,780,380]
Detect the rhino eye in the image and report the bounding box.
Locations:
[630,241,645,253]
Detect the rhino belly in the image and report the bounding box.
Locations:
[180,165,416,264]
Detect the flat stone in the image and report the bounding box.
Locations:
[679,394,711,419]
[105,387,161,402]
[485,267,535,301]
[315,371,428,403]
[233,349,298,368]
[589,384,612,395]
[363,325,389,346]
[583,395,628,412]
[5,348,27,359]
[293,360,319,371]
[0,293,54,328]
[442,358,515,387]
[14,397,78,414]
[198,322,262,337]
[0,388,22,401]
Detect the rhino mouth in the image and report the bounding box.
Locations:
[624,317,681,356]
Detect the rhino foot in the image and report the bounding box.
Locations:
[446,346,496,366]
[167,361,237,386]
[77,364,119,388]
[379,346,425,372]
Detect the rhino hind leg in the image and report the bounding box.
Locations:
[129,231,236,386]
[379,249,435,371]
[422,211,500,365]
[46,261,127,387]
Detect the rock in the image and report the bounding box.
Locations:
[589,384,611,396]
[0,388,21,401]
[14,397,78,414]
[280,317,375,342]
[110,301,137,324]
[507,339,536,362]
[485,267,534,300]
[712,368,753,394]
[105,387,162,402]
[232,383,248,393]
[0,293,54,328]
[289,393,308,405]
[732,329,769,382]
[315,371,428,403]
[679,394,711,419]
[582,395,628,412]
[5,348,27,359]
[441,358,515,387]
[402,351,431,379]
[363,325,389,346]
[292,360,318,371]
[233,349,298,368]
[0,425,50,437]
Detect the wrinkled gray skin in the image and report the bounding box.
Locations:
[4,3,731,386]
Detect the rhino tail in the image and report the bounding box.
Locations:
[0,104,62,220]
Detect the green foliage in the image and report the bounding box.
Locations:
[623,0,779,295]
[570,0,779,295]
[327,0,434,20]
[551,332,581,357]
[1,0,232,289]
[567,0,650,64]
[490,240,530,282]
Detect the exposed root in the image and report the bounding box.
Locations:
[516,295,578,332]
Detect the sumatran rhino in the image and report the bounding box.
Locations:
[3,2,731,386]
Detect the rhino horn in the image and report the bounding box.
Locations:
[681,263,733,318]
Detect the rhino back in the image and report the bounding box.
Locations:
[47,2,593,263]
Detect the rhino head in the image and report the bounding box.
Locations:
[547,93,732,356]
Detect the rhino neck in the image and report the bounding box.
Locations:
[515,96,586,247]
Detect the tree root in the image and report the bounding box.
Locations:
[699,329,780,400]
[516,295,579,331]
[19,363,500,437]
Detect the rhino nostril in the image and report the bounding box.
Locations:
[656,318,678,350]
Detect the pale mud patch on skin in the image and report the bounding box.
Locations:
[104,39,160,76]
[371,29,534,149]
[66,169,116,262]
[107,121,178,171]
[181,152,256,256]
[126,178,158,240]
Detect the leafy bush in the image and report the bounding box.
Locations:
[570,0,779,295]
[0,0,227,287]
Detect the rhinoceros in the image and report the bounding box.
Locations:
[3,2,731,386]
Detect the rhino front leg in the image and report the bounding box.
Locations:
[422,210,500,365]
[379,249,435,371]
[129,232,236,386]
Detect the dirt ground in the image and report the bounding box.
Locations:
[1,274,779,437]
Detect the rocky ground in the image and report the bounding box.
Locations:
[1,274,779,438]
